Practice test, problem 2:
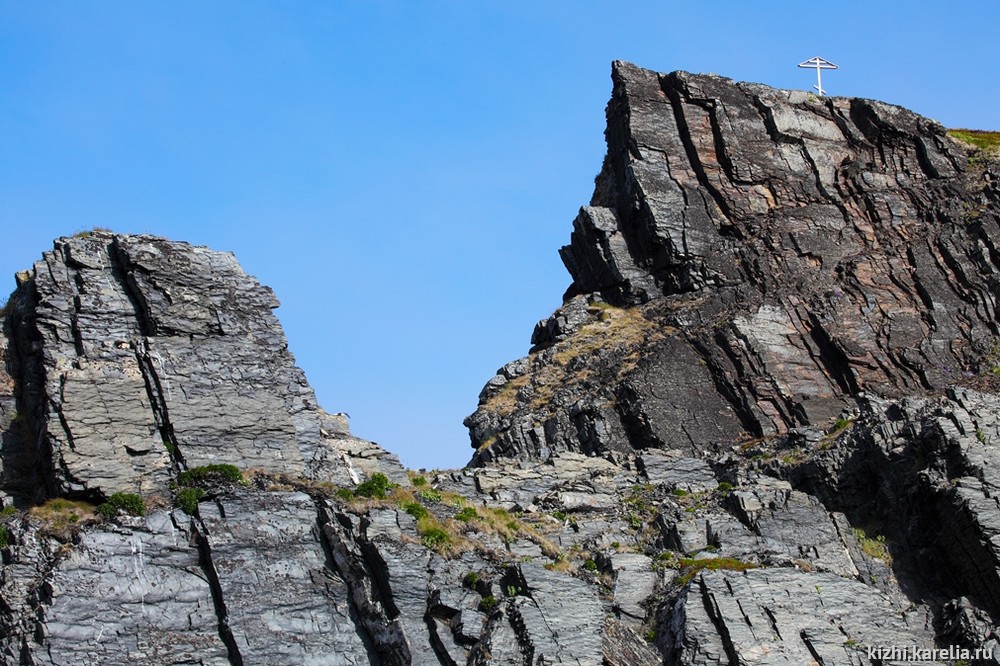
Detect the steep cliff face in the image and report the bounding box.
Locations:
[467,60,1000,464]
[2,61,1000,666]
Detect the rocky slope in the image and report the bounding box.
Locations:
[1,61,1000,665]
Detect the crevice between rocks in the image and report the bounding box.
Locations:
[192,517,245,666]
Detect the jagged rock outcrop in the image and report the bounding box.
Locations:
[461,61,1000,662]
[3,61,1000,665]
[467,61,1000,464]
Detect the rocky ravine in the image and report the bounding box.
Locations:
[2,61,1000,665]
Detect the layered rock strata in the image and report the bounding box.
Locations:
[2,61,1000,665]
[467,61,1000,464]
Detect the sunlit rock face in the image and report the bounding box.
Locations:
[2,61,1000,665]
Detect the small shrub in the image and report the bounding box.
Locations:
[400,501,428,520]
[420,526,450,549]
[479,595,498,612]
[551,510,567,521]
[454,507,479,523]
[0,525,9,549]
[163,440,179,457]
[832,417,851,432]
[176,487,206,515]
[1,506,16,517]
[583,559,598,571]
[462,571,480,588]
[717,482,733,493]
[672,488,689,497]
[417,488,442,503]
[852,527,891,563]
[354,473,396,500]
[335,488,355,501]
[97,493,146,519]
[177,464,243,487]
[411,475,427,487]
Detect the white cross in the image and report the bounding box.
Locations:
[798,56,838,96]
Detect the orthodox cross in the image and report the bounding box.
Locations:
[798,57,838,96]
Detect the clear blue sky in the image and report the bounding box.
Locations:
[3,2,998,470]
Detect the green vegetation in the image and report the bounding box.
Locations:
[583,558,598,571]
[71,226,113,239]
[354,473,397,500]
[675,557,758,586]
[410,475,427,487]
[419,525,450,549]
[176,487,206,515]
[416,488,442,503]
[948,129,1000,153]
[335,488,355,502]
[163,439,179,457]
[852,527,891,563]
[716,482,733,493]
[0,525,9,549]
[1,505,16,517]
[96,493,146,519]
[454,507,479,522]
[177,464,243,487]
[400,501,428,520]
[462,571,480,588]
[479,595,498,612]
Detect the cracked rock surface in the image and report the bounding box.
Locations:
[4,61,1000,664]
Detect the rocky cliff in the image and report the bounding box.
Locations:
[2,61,1000,665]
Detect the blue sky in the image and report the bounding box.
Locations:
[3,2,998,470]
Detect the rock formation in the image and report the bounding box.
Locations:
[2,61,1000,664]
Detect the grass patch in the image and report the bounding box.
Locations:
[477,300,670,418]
[96,493,146,519]
[177,464,243,487]
[416,488,442,503]
[675,557,758,586]
[948,129,1000,153]
[400,500,428,520]
[29,498,98,541]
[455,507,480,522]
[0,525,9,549]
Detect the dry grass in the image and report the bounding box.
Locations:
[479,302,670,418]
[29,498,99,541]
